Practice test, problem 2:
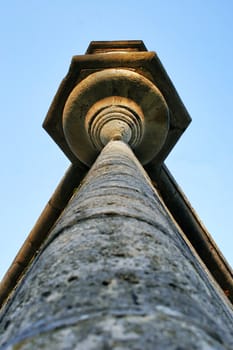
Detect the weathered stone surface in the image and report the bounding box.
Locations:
[0,141,233,349]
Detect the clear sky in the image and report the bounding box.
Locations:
[0,1,232,280]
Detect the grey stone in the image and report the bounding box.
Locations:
[0,141,233,349]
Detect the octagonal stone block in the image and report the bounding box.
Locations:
[43,40,191,166]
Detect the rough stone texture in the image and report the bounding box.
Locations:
[0,140,233,349]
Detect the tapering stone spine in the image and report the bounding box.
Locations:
[0,141,233,349]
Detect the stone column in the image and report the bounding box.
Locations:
[0,140,233,349]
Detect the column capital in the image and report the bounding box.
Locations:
[43,41,191,166]
[63,69,169,166]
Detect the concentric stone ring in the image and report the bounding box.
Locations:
[63,68,169,166]
[85,96,144,150]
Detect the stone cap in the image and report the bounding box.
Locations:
[86,40,148,54]
[43,40,191,166]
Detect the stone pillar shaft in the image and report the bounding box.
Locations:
[0,141,233,349]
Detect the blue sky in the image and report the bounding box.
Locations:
[0,0,232,280]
